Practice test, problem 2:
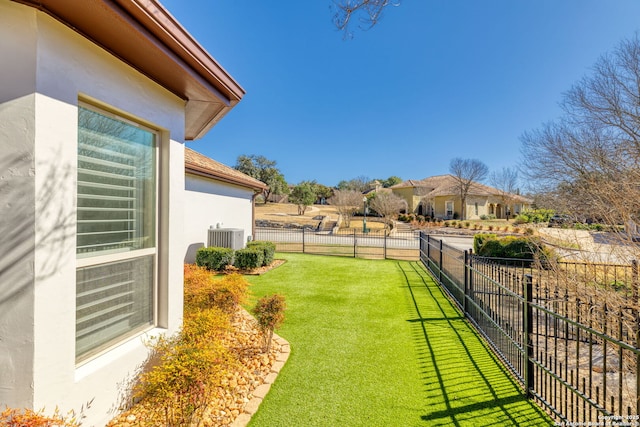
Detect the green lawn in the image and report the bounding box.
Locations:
[245,253,552,427]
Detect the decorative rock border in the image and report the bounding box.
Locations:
[231,333,291,427]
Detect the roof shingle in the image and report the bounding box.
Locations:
[185,148,267,191]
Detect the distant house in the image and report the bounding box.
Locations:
[391,175,533,220]
[184,148,267,263]
[0,1,244,425]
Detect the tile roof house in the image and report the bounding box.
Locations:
[184,147,267,263]
[391,174,533,220]
[0,1,249,424]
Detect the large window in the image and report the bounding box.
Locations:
[76,105,157,362]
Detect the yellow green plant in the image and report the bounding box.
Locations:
[130,266,251,426]
[1,407,82,427]
[252,294,286,352]
[184,265,249,313]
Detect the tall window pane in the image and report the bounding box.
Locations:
[77,107,155,256]
[76,105,157,362]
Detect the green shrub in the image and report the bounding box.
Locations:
[234,248,264,270]
[195,246,234,271]
[474,234,558,265]
[473,233,497,253]
[252,294,286,352]
[247,240,276,266]
[514,209,554,224]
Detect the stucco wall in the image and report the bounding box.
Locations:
[1,2,186,425]
[0,2,37,407]
[183,173,254,263]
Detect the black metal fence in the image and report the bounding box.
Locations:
[420,232,640,424]
[255,227,420,260]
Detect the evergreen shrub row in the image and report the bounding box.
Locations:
[473,233,558,266]
[195,241,276,271]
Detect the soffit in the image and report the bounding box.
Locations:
[14,0,245,140]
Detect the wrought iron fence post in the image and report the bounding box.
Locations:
[353,230,357,258]
[426,233,430,261]
[523,273,534,398]
[438,238,443,284]
[463,250,469,315]
[384,230,387,259]
[302,227,305,253]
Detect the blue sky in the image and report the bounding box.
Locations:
[161,0,640,187]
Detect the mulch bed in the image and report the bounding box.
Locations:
[106,260,286,427]
[218,259,286,276]
[106,309,283,427]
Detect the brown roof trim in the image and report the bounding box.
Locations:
[14,0,245,140]
[185,148,268,192]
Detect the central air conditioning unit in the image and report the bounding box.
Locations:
[207,228,244,250]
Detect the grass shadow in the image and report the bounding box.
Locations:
[399,261,551,426]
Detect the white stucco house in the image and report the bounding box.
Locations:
[184,147,267,263]
[0,1,249,425]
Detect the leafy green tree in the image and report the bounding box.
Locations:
[381,176,402,188]
[315,183,334,203]
[289,181,318,215]
[234,154,287,203]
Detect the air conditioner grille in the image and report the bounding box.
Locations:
[207,228,244,250]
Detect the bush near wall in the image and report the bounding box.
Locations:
[234,248,265,270]
[196,242,277,272]
[131,267,251,425]
[195,247,234,271]
[184,265,249,313]
[246,241,276,266]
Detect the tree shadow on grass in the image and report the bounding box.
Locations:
[398,261,552,426]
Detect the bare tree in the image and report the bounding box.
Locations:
[520,34,640,247]
[368,192,406,228]
[332,0,398,37]
[489,167,519,220]
[329,190,363,227]
[449,158,489,220]
[336,175,371,192]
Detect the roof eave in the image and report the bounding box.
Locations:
[186,164,268,192]
[14,0,245,140]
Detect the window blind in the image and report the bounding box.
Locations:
[76,105,157,362]
[76,255,154,359]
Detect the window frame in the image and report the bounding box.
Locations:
[445,200,454,218]
[75,101,160,364]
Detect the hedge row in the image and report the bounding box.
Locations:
[473,233,558,266]
[195,241,276,271]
